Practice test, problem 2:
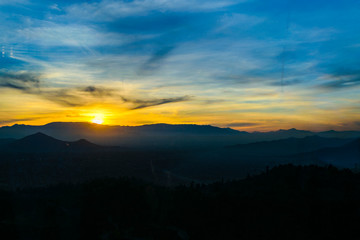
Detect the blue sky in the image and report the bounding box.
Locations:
[0,0,360,131]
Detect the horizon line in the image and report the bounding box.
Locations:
[1,121,360,133]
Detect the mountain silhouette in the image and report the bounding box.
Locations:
[136,123,243,135]
[2,132,101,153]
[250,128,314,140]
[317,130,360,139]
[277,128,313,134]
[0,122,359,149]
[0,122,244,138]
[0,122,249,149]
[228,135,352,156]
[310,138,360,168]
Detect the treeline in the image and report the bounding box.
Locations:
[1,164,360,239]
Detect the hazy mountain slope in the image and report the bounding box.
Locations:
[308,138,360,168]
[0,122,243,138]
[2,132,102,153]
[0,122,359,149]
[159,137,360,182]
[317,130,360,139]
[0,132,359,185]
[228,135,352,156]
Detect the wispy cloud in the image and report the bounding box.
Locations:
[138,46,175,75]
[81,86,114,97]
[0,70,191,109]
[122,95,192,110]
[0,0,29,5]
[215,13,264,32]
[0,71,96,106]
[0,71,40,91]
[65,0,242,21]
[318,68,360,90]
[17,23,138,48]
[0,116,45,125]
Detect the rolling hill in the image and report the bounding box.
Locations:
[228,135,353,156]
[1,122,359,149]
[1,132,102,153]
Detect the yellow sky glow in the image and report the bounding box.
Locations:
[0,86,359,132]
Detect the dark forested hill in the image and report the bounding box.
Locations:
[308,138,360,168]
[228,135,352,156]
[1,165,360,240]
[1,132,102,153]
[0,132,358,187]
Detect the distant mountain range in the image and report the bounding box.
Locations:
[0,122,241,138]
[0,122,360,149]
[170,136,360,182]
[0,132,102,153]
[0,130,359,186]
[306,138,360,168]
[225,135,360,168]
[250,128,360,141]
[228,135,353,156]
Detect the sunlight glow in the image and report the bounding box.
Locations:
[91,118,103,124]
[90,113,105,125]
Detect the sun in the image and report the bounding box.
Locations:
[91,118,104,124]
[90,113,105,125]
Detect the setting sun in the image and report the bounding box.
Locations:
[91,118,104,125]
[90,113,105,125]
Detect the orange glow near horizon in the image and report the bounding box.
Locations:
[0,89,360,132]
[91,118,104,125]
[90,113,105,125]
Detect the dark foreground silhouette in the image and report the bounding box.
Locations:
[1,164,360,240]
[1,132,359,188]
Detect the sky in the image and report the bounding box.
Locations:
[0,0,360,131]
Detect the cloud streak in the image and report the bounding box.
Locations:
[81,86,114,97]
[0,117,43,125]
[65,0,240,21]
[138,46,175,75]
[0,71,40,91]
[122,95,192,110]
[318,68,360,90]
[0,71,191,109]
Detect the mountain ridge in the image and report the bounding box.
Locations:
[227,135,353,156]
[1,132,102,153]
[1,122,360,148]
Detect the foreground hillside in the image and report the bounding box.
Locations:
[0,132,359,188]
[1,165,360,239]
